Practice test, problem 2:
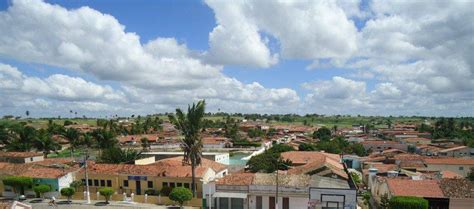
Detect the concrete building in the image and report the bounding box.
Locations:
[360,140,408,152]
[142,151,230,165]
[309,176,357,209]
[0,158,81,198]
[214,173,310,209]
[424,158,474,177]
[438,146,471,158]
[0,152,44,164]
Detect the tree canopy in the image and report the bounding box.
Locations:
[169,187,193,208]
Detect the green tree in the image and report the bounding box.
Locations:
[2,176,33,195]
[60,187,76,203]
[168,100,206,197]
[169,187,193,209]
[140,137,150,151]
[62,128,80,158]
[313,127,332,141]
[33,184,51,199]
[69,180,83,190]
[99,147,142,164]
[362,192,371,207]
[247,144,294,173]
[34,129,61,158]
[92,129,118,155]
[389,196,428,209]
[6,124,37,152]
[98,187,114,204]
[298,143,317,151]
[468,167,474,181]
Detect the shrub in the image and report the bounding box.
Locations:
[2,176,33,194]
[389,196,428,209]
[160,186,173,196]
[33,184,51,198]
[98,187,115,204]
[60,187,76,203]
[69,180,83,190]
[169,187,192,208]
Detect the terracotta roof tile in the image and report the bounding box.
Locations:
[0,151,42,158]
[387,179,445,198]
[424,158,474,165]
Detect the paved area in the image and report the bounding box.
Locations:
[22,199,198,209]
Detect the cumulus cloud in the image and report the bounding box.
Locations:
[0,0,300,116]
[204,0,358,68]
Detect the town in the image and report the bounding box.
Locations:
[1,0,473,209]
[0,101,473,209]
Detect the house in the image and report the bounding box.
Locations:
[280,151,348,179]
[0,158,81,198]
[214,173,311,209]
[309,175,357,209]
[0,152,44,163]
[423,158,474,177]
[438,146,471,158]
[80,156,227,197]
[401,137,431,145]
[360,140,408,152]
[439,178,474,209]
[372,178,449,209]
[141,151,230,165]
[203,137,233,149]
[117,134,158,145]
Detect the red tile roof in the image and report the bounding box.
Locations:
[216,173,255,185]
[424,158,474,165]
[87,156,226,178]
[0,158,80,178]
[387,179,445,198]
[0,151,43,158]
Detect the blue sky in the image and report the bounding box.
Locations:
[0,0,472,117]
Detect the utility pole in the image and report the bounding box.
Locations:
[84,150,91,204]
[275,169,279,209]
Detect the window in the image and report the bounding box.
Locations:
[231,198,244,209]
[123,180,129,187]
[177,183,182,187]
[147,181,153,188]
[162,182,168,187]
[88,179,92,186]
[30,157,33,161]
[106,180,112,187]
[100,180,105,187]
[81,179,86,185]
[184,183,190,188]
[170,182,175,188]
[94,180,99,186]
[459,167,464,170]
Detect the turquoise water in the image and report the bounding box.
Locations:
[229,152,250,165]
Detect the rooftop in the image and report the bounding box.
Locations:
[387,179,445,198]
[0,151,43,158]
[424,158,474,165]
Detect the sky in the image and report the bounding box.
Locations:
[0,0,473,118]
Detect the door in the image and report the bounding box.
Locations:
[269,196,275,209]
[135,180,141,195]
[256,196,262,209]
[283,197,289,209]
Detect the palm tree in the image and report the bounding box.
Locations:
[6,124,37,152]
[168,100,206,197]
[62,128,80,158]
[34,129,61,158]
[82,133,95,148]
[92,129,118,156]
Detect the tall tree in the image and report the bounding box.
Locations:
[34,129,61,158]
[62,128,80,158]
[168,100,206,197]
[6,124,37,152]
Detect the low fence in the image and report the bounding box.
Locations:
[66,192,202,207]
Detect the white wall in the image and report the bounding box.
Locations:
[248,195,308,209]
[310,188,357,209]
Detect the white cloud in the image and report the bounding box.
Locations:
[204,0,358,68]
[0,0,300,116]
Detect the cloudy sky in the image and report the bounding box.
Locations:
[0,0,473,117]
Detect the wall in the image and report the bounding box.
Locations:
[309,188,357,209]
[425,164,474,177]
[134,156,156,165]
[247,195,308,209]
[449,198,474,209]
[67,192,202,207]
